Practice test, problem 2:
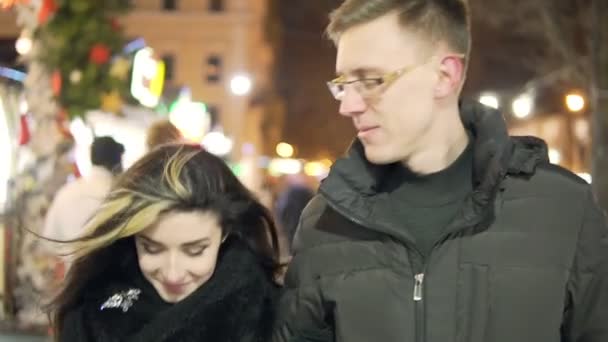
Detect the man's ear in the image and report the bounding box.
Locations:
[434,55,465,98]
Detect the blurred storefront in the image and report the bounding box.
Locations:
[122,0,284,195]
[509,112,592,182]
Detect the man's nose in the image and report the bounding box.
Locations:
[339,86,367,117]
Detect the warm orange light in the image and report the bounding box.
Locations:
[565,93,585,112]
[276,142,294,158]
[1,0,29,10]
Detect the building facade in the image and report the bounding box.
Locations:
[124,0,277,161]
[1,0,279,160]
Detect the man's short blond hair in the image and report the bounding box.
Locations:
[327,0,471,56]
[146,120,182,150]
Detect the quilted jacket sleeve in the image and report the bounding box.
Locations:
[272,196,334,342]
[562,188,608,341]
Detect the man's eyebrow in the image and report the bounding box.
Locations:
[336,66,385,77]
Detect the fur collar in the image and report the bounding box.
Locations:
[75,238,278,342]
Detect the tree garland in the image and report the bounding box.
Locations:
[0,0,133,329]
[3,0,133,119]
[36,0,133,119]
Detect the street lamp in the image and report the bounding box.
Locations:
[15,36,32,55]
[564,92,588,172]
[478,93,499,109]
[276,142,294,158]
[202,131,233,156]
[548,148,562,164]
[512,94,533,119]
[169,99,210,142]
[565,93,585,113]
[230,74,252,96]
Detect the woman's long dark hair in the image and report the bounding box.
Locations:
[47,144,282,340]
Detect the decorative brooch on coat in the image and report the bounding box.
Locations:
[100,288,141,313]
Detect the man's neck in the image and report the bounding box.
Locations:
[402,104,469,175]
[88,165,114,178]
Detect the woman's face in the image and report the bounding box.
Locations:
[135,210,224,303]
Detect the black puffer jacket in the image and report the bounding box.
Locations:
[273,101,608,342]
[60,238,278,342]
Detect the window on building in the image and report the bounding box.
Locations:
[0,38,18,66]
[206,54,222,83]
[161,54,175,81]
[206,104,219,126]
[162,0,177,10]
[209,0,224,12]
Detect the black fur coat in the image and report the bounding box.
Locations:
[60,239,279,341]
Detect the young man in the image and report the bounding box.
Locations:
[273,1,608,341]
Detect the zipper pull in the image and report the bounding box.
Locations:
[413,273,424,301]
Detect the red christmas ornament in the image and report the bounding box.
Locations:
[109,18,122,31]
[56,108,72,139]
[18,113,30,146]
[51,70,61,96]
[89,43,111,65]
[71,161,81,178]
[37,0,57,24]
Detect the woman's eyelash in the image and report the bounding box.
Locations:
[140,242,163,254]
[137,241,209,256]
[184,246,208,256]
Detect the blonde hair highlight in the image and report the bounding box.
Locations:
[50,143,283,342]
[73,146,198,258]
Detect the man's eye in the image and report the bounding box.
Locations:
[360,78,382,89]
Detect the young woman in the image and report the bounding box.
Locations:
[49,144,281,341]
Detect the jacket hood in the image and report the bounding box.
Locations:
[318,99,549,241]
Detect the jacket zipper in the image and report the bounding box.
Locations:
[318,171,505,342]
[414,271,425,342]
[414,273,424,301]
[320,193,428,342]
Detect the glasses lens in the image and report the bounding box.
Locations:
[327,82,344,100]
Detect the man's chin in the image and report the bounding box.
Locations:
[363,146,398,165]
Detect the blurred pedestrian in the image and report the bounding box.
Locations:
[43,136,124,245]
[275,184,313,253]
[48,144,281,342]
[145,119,183,150]
[273,0,608,341]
